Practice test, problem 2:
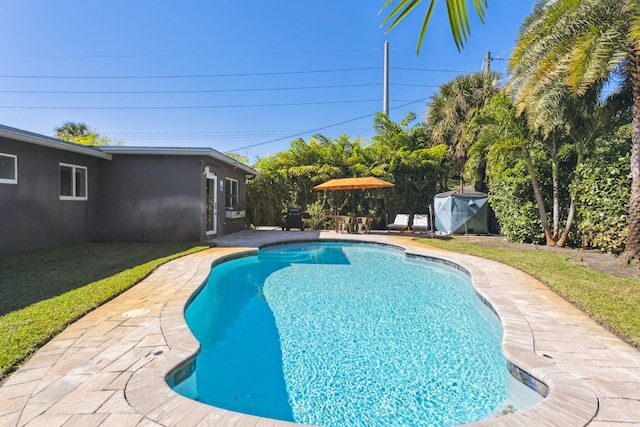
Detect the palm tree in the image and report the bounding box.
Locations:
[380,0,488,53]
[467,92,556,245]
[425,72,502,190]
[508,0,640,263]
[508,75,611,246]
[54,121,118,146]
[372,113,448,214]
[381,0,640,261]
[55,122,89,140]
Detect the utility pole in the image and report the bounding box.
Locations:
[383,41,389,115]
[485,51,491,74]
[483,51,504,74]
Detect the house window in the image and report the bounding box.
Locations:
[225,178,239,209]
[0,153,17,184]
[59,163,87,200]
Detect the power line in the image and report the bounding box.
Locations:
[0,83,438,95]
[0,67,477,80]
[395,67,476,73]
[0,67,380,80]
[0,83,441,95]
[0,47,501,58]
[227,98,429,153]
[0,83,382,95]
[111,128,375,140]
[0,99,383,110]
[0,49,381,58]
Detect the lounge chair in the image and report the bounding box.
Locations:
[411,213,430,233]
[387,214,410,233]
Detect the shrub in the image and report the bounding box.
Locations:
[488,160,545,244]
[306,200,332,230]
[571,133,631,253]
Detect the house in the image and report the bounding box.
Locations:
[0,124,257,255]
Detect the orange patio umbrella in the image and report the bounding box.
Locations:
[314,177,394,228]
[313,176,394,191]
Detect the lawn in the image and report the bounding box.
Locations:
[416,237,640,349]
[0,242,209,380]
[2,238,638,383]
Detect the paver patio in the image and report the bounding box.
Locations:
[1,230,639,426]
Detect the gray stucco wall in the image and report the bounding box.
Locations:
[97,155,203,242]
[203,157,248,236]
[0,138,99,255]
[97,154,249,242]
[0,138,252,254]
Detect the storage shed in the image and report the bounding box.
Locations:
[434,190,489,234]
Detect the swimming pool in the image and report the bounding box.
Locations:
[173,241,542,426]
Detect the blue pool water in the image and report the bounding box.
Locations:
[176,242,518,426]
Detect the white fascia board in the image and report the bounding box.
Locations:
[0,125,112,160]
[99,146,257,175]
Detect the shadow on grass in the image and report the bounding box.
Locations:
[0,241,206,316]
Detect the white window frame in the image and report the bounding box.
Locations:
[205,170,218,236]
[225,177,239,210]
[0,153,18,184]
[59,163,88,201]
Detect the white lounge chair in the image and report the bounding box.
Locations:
[387,214,410,233]
[411,213,429,233]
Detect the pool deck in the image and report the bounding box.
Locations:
[1,230,639,426]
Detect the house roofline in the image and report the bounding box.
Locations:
[0,124,112,160]
[98,146,257,175]
[0,124,257,175]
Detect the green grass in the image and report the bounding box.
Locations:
[0,242,209,379]
[3,238,637,382]
[416,238,640,349]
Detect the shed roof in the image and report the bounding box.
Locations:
[435,189,488,198]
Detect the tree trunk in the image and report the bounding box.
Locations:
[557,199,575,247]
[551,137,560,240]
[522,146,555,246]
[621,50,640,264]
[474,158,489,193]
[558,136,586,248]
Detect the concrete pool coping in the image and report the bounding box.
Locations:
[0,230,638,426]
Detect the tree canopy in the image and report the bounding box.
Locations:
[380,0,639,262]
[247,114,448,228]
[55,121,122,146]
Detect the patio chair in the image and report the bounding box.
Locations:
[338,216,355,233]
[387,214,410,233]
[356,216,372,234]
[411,213,429,233]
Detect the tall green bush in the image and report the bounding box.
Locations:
[306,200,332,230]
[488,161,545,243]
[571,130,631,253]
[247,115,449,227]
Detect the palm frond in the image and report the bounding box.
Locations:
[380,0,487,53]
[379,0,423,31]
[416,1,438,54]
[629,0,640,46]
[509,0,632,122]
[447,0,471,50]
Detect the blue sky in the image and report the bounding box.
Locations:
[0,1,536,161]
